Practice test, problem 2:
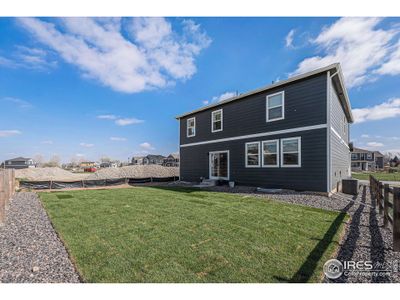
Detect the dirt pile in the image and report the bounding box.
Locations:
[85,165,179,180]
[15,165,179,181]
[15,167,88,181]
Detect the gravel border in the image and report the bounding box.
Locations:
[0,192,80,283]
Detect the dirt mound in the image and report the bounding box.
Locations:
[15,167,88,181]
[85,165,179,180]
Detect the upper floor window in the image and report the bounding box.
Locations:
[351,153,358,160]
[245,142,260,167]
[281,137,301,167]
[211,109,223,132]
[266,91,284,122]
[262,140,279,167]
[187,117,196,137]
[367,153,372,159]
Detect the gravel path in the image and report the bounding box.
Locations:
[0,192,80,283]
[207,185,400,283]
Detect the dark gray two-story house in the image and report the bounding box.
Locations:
[176,63,353,193]
[1,157,36,169]
[351,147,384,171]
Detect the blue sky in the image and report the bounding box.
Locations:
[1,17,399,163]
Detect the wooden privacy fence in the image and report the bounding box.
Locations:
[370,175,400,252]
[0,169,16,224]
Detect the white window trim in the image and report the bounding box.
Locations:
[261,139,279,167]
[187,117,196,138]
[209,150,230,180]
[211,109,223,133]
[266,91,285,122]
[245,141,260,168]
[280,137,301,168]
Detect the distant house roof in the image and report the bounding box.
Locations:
[176,63,353,123]
[5,157,32,162]
[352,147,383,156]
[146,154,165,159]
[168,153,179,159]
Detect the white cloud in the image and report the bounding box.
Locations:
[1,97,33,109]
[80,142,94,148]
[353,98,400,123]
[0,56,16,68]
[367,142,384,147]
[97,114,118,120]
[0,130,22,137]
[110,137,127,141]
[292,18,399,88]
[18,17,211,93]
[285,29,295,48]
[361,134,370,138]
[75,153,85,157]
[115,118,144,126]
[212,91,236,102]
[376,40,400,75]
[139,142,155,150]
[41,140,53,144]
[202,91,237,105]
[0,45,57,71]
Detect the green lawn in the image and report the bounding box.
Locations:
[39,187,347,283]
[352,172,400,181]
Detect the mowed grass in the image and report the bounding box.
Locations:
[352,172,400,181]
[39,187,347,283]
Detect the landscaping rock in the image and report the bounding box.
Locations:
[0,192,80,283]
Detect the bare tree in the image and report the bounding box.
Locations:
[43,155,61,167]
[100,156,111,163]
[33,154,44,167]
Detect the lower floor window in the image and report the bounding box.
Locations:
[244,137,301,168]
[245,142,260,167]
[262,140,279,167]
[281,137,301,167]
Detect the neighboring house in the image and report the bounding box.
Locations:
[80,161,95,168]
[163,153,180,167]
[351,147,384,171]
[389,156,400,167]
[1,157,36,169]
[143,155,166,165]
[100,162,118,168]
[131,156,145,165]
[176,63,353,193]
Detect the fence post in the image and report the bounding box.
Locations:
[0,170,5,224]
[393,187,400,252]
[11,169,15,196]
[384,184,389,228]
[369,175,374,205]
[378,182,383,214]
[4,170,9,207]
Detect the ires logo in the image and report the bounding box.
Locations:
[324,259,375,279]
[343,261,373,270]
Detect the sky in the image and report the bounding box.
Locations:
[0,17,400,163]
